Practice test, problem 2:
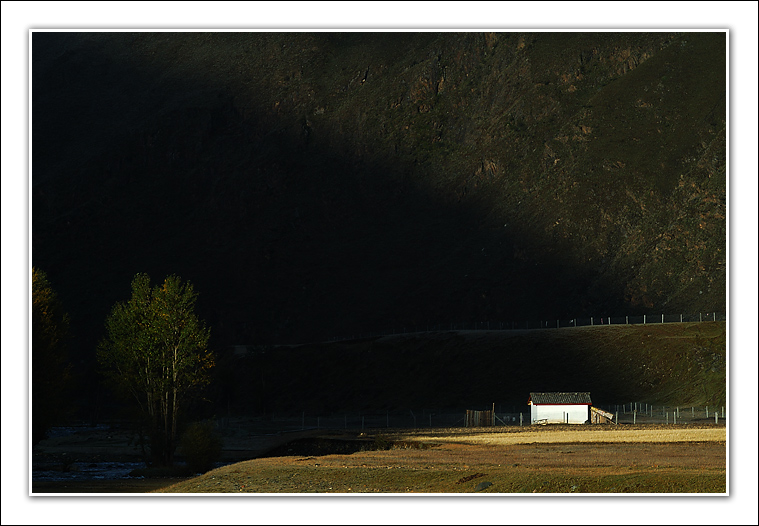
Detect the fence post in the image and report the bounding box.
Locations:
[644,314,646,324]
[662,314,664,323]
[626,316,628,324]
[706,406,709,419]
[520,413,523,427]
[633,411,636,424]
[680,314,683,323]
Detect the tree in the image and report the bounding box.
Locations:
[97,273,213,466]
[32,268,73,444]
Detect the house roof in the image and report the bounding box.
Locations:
[529,392,592,405]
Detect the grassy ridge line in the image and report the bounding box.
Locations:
[235,321,726,413]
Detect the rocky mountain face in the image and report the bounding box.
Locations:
[32,32,726,357]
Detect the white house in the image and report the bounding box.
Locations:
[528,392,592,424]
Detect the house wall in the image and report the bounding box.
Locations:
[531,404,589,424]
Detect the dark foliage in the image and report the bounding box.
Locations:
[32,268,74,444]
[178,420,223,473]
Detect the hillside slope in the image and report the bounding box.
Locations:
[219,321,726,414]
[32,32,726,359]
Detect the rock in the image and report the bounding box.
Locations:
[474,481,493,492]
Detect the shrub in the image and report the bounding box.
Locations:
[178,420,223,473]
[373,434,393,450]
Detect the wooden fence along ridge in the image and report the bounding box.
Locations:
[465,405,495,427]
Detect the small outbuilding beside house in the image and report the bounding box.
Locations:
[528,392,592,424]
[590,406,615,424]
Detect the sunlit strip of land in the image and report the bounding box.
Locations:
[393,427,726,445]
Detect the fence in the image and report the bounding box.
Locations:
[465,409,494,427]
[327,312,726,342]
[216,409,515,433]
[594,402,728,425]
[216,403,726,433]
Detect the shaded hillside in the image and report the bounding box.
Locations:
[32,32,726,361]
[221,322,726,415]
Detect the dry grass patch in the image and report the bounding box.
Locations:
[152,425,726,494]
[390,426,726,446]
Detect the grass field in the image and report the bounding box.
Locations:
[149,424,725,494]
[392,425,726,445]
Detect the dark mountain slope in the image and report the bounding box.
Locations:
[32,32,726,363]
[222,322,727,415]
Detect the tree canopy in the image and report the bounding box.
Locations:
[97,273,213,466]
[32,268,73,444]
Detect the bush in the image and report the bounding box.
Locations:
[373,434,393,450]
[178,421,223,473]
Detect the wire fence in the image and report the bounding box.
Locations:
[215,411,478,433]
[215,403,727,433]
[327,312,726,342]
[595,403,727,425]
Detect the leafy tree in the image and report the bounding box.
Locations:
[97,273,213,466]
[32,268,73,444]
